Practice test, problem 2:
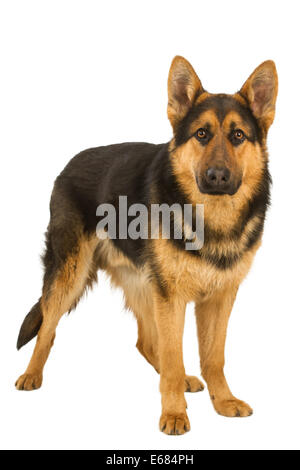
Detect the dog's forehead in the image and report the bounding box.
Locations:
[175,92,261,146]
[194,94,250,124]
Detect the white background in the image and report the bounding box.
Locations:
[1,0,299,450]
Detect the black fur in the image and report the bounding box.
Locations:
[17,300,43,350]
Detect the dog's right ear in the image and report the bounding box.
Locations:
[167,56,204,131]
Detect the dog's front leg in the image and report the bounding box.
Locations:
[195,286,253,418]
[154,293,189,435]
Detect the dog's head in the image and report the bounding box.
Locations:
[167,56,278,200]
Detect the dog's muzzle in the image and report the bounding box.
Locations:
[197,166,241,196]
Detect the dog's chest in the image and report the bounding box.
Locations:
[157,242,258,301]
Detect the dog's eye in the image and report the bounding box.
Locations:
[195,127,211,145]
[232,129,245,144]
[196,128,207,139]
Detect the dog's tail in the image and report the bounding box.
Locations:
[17,299,43,350]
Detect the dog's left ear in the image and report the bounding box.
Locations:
[167,56,204,131]
[240,60,278,132]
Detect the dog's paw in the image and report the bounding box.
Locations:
[213,398,253,417]
[15,373,42,391]
[185,375,204,393]
[159,412,190,435]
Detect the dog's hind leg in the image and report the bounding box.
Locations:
[15,233,98,391]
[136,308,160,373]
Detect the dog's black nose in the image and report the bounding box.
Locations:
[205,167,231,187]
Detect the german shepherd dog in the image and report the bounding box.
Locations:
[16,56,278,435]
